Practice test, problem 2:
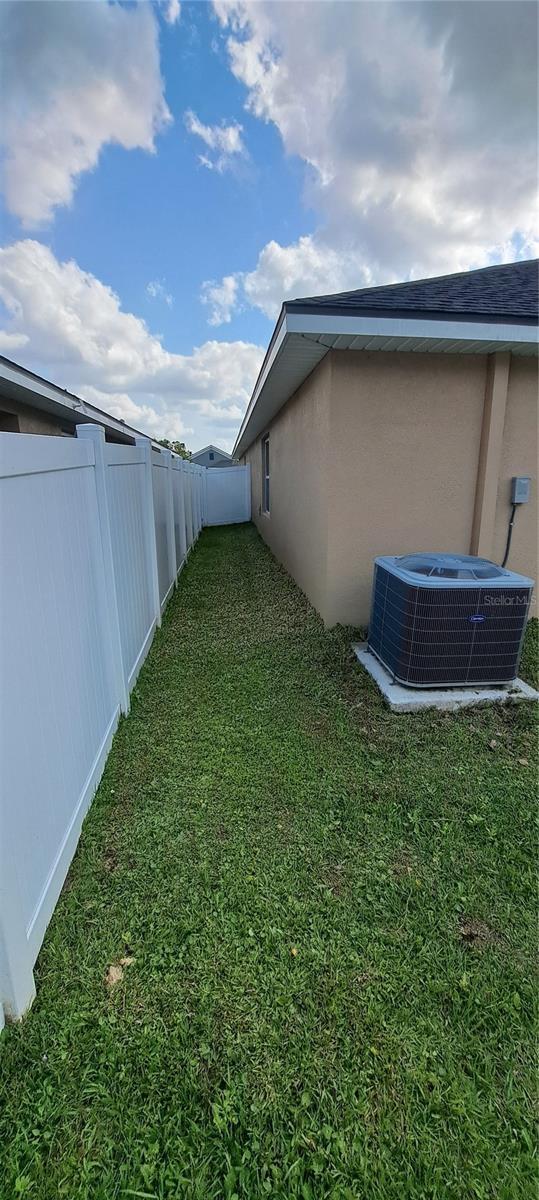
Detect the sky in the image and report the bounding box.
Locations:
[0,1,537,454]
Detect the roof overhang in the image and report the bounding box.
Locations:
[233,309,538,459]
[0,357,164,447]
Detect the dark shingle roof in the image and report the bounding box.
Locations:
[286,259,539,324]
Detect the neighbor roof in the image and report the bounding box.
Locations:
[287,259,539,323]
[0,355,168,450]
[191,444,232,459]
[234,260,538,459]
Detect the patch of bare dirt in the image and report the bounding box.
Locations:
[391,850,416,879]
[323,862,346,896]
[308,713,332,738]
[105,956,135,988]
[458,917,502,950]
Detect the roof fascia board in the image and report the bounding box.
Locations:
[285,302,537,326]
[233,309,538,456]
[233,309,288,453]
[285,312,539,346]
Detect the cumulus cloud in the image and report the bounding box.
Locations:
[202,237,373,322]
[81,387,191,442]
[146,279,174,307]
[0,240,264,445]
[208,0,538,321]
[201,274,239,324]
[0,330,29,354]
[162,0,181,25]
[184,109,246,172]
[196,399,244,422]
[0,0,171,227]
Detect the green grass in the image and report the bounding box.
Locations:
[0,525,537,1200]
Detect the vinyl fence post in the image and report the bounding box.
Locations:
[196,466,202,535]
[135,436,162,627]
[176,458,187,569]
[162,449,177,586]
[190,460,196,537]
[0,887,36,1024]
[185,463,193,551]
[77,424,129,714]
[191,465,197,542]
[202,466,208,527]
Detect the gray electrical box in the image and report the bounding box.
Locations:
[511,476,531,504]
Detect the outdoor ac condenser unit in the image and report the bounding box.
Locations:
[368,553,534,688]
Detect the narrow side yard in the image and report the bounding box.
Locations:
[0,525,536,1200]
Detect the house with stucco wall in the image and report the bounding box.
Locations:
[191,444,235,468]
[234,260,538,627]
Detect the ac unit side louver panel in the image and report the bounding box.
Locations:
[368,554,533,688]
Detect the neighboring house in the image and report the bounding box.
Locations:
[191,444,235,468]
[234,260,538,626]
[0,356,160,446]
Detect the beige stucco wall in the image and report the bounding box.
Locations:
[492,356,538,587]
[243,349,538,628]
[0,397,68,436]
[326,350,488,625]
[244,355,331,618]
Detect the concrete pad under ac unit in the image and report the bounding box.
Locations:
[352,642,539,714]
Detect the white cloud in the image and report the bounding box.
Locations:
[241,237,373,320]
[202,236,373,322]
[162,0,181,25]
[201,274,239,324]
[146,280,174,307]
[0,240,264,446]
[195,399,244,422]
[81,387,191,442]
[209,0,538,321]
[0,1,171,227]
[184,109,246,172]
[0,330,29,354]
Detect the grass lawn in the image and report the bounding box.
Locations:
[0,524,537,1199]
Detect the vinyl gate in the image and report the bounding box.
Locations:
[205,465,251,526]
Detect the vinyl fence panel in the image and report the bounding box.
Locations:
[104,441,157,688]
[0,430,251,1024]
[205,464,251,526]
[0,434,120,1020]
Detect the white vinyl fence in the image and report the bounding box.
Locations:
[0,429,248,1025]
[205,464,251,526]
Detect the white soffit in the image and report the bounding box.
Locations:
[234,311,538,457]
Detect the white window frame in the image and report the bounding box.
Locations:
[262,434,270,514]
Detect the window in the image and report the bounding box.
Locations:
[262,435,270,513]
[209,451,214,461]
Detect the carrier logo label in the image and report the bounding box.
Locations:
[469,613,486,623]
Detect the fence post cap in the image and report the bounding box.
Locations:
[76,422,105,441]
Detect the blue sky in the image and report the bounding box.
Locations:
[0,1,536,452]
